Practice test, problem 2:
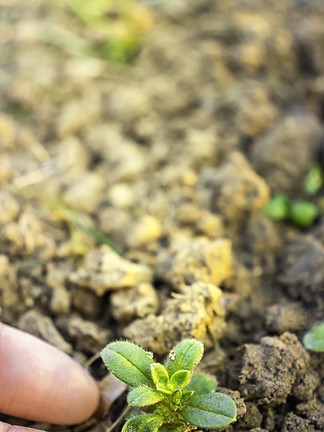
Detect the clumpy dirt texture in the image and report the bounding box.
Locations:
[124,282,226,355]
[155,236,232,289]
[1,0,324,431]
[239,332,319,405]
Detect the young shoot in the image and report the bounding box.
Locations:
[303,323,324,352]
[101,338,237,431]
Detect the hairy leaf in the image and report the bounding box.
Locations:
[169,370,191,391]
[186,373,217,396]
[156,387,173,395]
[122,414,162,432]
[101,341,155,388]
[180,392,236,429]
[127,386,164,407]
[150,363,169,390]
[165,339,204,377]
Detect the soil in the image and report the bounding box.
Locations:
[1,0,324,431]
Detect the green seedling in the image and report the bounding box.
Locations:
[303,323,324,352]
[304,163,324,196]
[264,194,290,220]
[264,195,319,229]
[52,202,122,257]
[264,163,324,229]
[101,339,237,431]
[63,0,153,64]
[288,200,319,228]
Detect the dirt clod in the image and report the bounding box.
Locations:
[124,282,226,355]
[110,282,159,322]
[239,332,319,405]
[17,310,73,354]
[69,246,152,295]
[264,303,308,334]
[56,315,111,355]
[156,236,232,290]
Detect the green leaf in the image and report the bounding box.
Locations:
[101,341,155,388]
[169,370,191,391]
[122,414,162,432]
[155,387,173,396]
[150,363,169,390]
[127,386,164,407]
[165,339,204,377]
[180,392,237,429]
[303,323,324,352]
[186,373,218,396]
[304,163,323,196]
[288,201,319,228]
[264,194,290,220]
[181,390,194,404]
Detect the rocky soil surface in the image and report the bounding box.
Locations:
[1,0,324,431]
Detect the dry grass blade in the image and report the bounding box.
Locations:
[105,406,131,432]
[97,374,128,418]
[84,352,102,369]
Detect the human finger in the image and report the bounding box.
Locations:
[0,421,45,432]
[0,324,100,424]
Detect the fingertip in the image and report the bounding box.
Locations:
[63,366,100,424]
[0,422,46,432]
[0,325,100,424]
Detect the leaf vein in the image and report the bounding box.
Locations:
[114,349,152,383]
[189,405,233,419]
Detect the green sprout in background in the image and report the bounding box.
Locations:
[101,339,237,431]
[303,323,324,352]
[51,199,122,262]
[264,163,324,229]
[304,163,324,196]
[264,194,319,229]
[64,0,154,63]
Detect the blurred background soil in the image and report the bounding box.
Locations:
[1,0,324,431]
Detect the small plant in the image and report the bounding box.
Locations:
[264,163,324,229]
[303,323,324,352]
[51,199,122,260]
[63,0,153,64]
[101,339,237,431]
[264,192,319,228]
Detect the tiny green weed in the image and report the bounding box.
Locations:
[303,323,324,352]
[63,0,153,64]
[101,338,236,431]
[264,163,324,229]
